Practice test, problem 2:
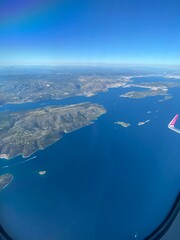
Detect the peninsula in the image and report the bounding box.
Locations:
[0,103,106,159]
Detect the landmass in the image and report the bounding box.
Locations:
[1,68,180,105]
[0,174,13,191]
[120,88,168,99]
[120,81,180,99]
[114,121,131,127]
[0,103,106,159]
[0,72,130,105]
[138,120,150,126]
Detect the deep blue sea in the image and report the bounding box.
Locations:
[0,79,180,240]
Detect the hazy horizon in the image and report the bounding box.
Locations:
[1,63,180,68]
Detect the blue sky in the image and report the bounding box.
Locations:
[0,0,180,65]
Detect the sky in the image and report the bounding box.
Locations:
[0,0,180,65]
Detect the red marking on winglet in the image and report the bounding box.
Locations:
[170,114,179,126]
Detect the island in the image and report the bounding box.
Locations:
[120,89,168,99]
[164,95,173,100]
[120,81,180,99]
[39,171,46,175]
[114,121,131,127]
[138,120,150,126]
[158,95,173,102]
[0,102,106,159]
[0,174,13,191]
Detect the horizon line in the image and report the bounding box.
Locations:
[1,62,180,68]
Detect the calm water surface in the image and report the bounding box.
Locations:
[0,81,180,240]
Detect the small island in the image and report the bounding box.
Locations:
[158,95,173,102]
[138,120,150,126]
[0,102,106,160]
[39,171,46,175]
[0,174,13,191]
[114,121,131,128]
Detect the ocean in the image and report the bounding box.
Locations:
[0,79,180,240]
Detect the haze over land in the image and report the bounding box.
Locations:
[1,67,180,106]
[0,71,128,105]
[1,66,180,160]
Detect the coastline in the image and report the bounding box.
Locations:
[0,111,106,161]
